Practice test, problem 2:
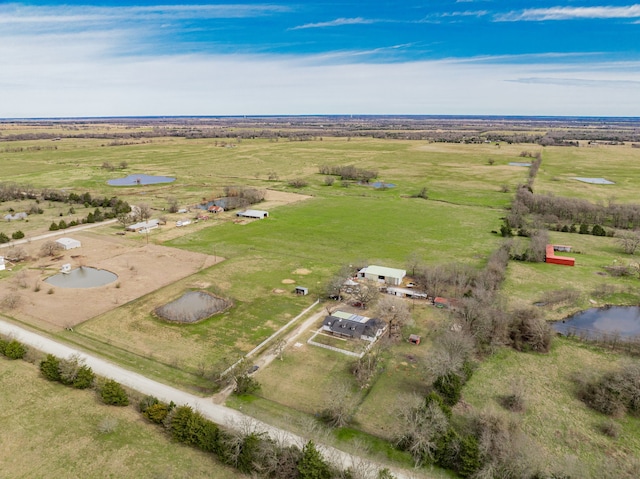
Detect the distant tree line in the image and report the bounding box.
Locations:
[318,165,378,183]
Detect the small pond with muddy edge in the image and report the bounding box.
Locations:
[553,306,640,339]
[45,267,118,288]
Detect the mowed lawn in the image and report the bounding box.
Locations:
[463,338,640,478]
[0,357,242,479]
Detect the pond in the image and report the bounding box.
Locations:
[573,177,615,185]
[45,267,118,288]
[107,174,176,186]
[553,306,640,339]
[155,291,231,323]
[371,182,396,189]
[508,162,531,167]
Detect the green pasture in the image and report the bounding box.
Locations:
[463,339,640,478]
[534,144,640,203]
[0,357,242,479]
[502,231,640,319]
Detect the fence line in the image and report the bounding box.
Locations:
[306,339,364,358]
[222,299,320,376]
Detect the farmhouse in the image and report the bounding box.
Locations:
[55,237,81,250]
[126,219,160,232]
[545,244,575,266]
[208,205,224,214]
[236,209,269,219]
[358,265,406,285]
[322,311,387,342]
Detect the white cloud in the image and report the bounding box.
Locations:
[290,17,377,30]
[497,4,640,21]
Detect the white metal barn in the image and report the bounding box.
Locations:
[0,256,5,271]
[358,265,406,286]
[236,210,269,219]
[55,237,82,250]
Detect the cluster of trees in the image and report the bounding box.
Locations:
[0,338,27,359]
[139,397,376,479]
[40,353,95,389]
[0,231,25,243]
[318,165,378,183]
[512,185,640,230]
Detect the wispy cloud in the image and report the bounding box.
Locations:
[497,4,640,21]
[0,3,290,25]
[509,77,640,87]
[290,17,377,30]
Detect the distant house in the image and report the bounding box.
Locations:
[4,212,27,221]
[236,209,269,219]
[208,205,224,214]
[358,265,406,286]
[322,311,387,342]
[126,219,160,232]
[55,237,81,250]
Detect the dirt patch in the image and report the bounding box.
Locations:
[293,268,312,275]
[1,232,219,330]
[281,279,295,284]
[272,288,286,294]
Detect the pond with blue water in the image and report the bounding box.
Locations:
[108,174,176,186]
[553,306,640,339]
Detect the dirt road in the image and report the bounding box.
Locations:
[0,318,423,479]
[0,219,118,249]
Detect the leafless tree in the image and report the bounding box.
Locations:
[319,380,356,428]
[272,339,286,361]
[135,203,152,222]
[4,246,27,262]
[617,230,640,255]
[351,283,379,309]
[40,240,63,257]
[375,296,411,339]
[427,329,476,379]
[167,197,179,213]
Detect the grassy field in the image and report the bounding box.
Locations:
[0,357,243,479]
[3,124,640,477]
[463,338,640,478]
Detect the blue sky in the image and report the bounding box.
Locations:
[1,1,639,117]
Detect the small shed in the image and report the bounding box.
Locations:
[408,334,421,345]
[208,205,224,214]
[295,286,309,295]
[0,256,5,271]
[56,237,81,250]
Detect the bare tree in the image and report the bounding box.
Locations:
[4,246,27,262]
[319,380,356,428]
[351,351,381,389]
[167,197,179,213]
[272,339,286,361]
[40,240,63,257]
[135,203,152,222]
[617,230,640,255]
[375,296,412,339]
[351,283,379,309]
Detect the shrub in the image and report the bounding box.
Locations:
[233,374,261,395]
[49,222,59,231]
[433,373,464,406]
[287,178,308,188]
[100,379,129,406]
[4,339,27,359]
[72,365,95,389]
[40,354,62,382]
[144,402,170,424]
[599,419,622,438]
[0,339,7,355]
[509,308,552,353]
[592,224,606,236]
[138,395,159,413]
[298,441,332,479]
[11,230,24,240]
[0,232,10,243]
[578,362,640,417]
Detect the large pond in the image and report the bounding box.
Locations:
[553,306,640,339]
[155,291,231,323]
[108,174,176,186]
[45,267,118,288]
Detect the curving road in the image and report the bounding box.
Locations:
[0,319,423,479]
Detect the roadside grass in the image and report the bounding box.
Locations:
[462,338,640,478]
[502,232,640,319]
[0,357,242,479]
